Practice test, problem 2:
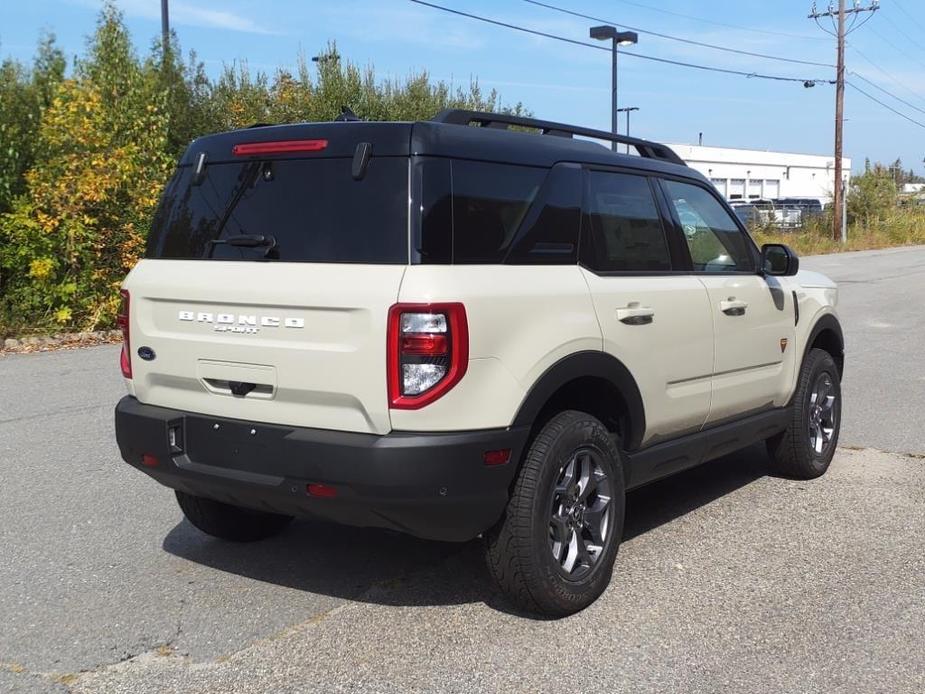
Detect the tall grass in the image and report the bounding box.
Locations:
[751,206,925,256]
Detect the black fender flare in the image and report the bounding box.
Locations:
[803,313,845,378]
[512,351,646,451]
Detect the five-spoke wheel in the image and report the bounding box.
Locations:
[548,449,613,580]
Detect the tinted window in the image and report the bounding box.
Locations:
[416,160,548,264]
[148,157,408,263]
[506,165,581,265]
[662,179,755,273]
[581,171,671,272]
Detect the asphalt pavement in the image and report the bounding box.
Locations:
[1,245,923,693]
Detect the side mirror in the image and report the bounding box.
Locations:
[761,243,799,276]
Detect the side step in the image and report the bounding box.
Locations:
[625,408,788,490]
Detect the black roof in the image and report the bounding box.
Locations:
[178,110,701,183]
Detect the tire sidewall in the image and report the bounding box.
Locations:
[798,350,842,472]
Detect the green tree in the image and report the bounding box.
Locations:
[0,3,171,331]
[0,33,65,213]
[848,164,897,226]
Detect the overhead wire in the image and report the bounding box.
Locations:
[849,72,925,117]
[892,0,925,35]
[605,0,828,41]
[408,0,833,85]
[848,44,925,109]
[847,81,925,129]
[521,0,834,68]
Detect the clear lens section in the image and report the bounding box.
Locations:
[403,363,447,395]
[401,312,447,334]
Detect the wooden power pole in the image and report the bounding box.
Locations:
[809,0,879,242]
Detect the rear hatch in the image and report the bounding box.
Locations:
[122,123,412,435]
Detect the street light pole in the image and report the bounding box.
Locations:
[161,0,170,53]
[617,106,639,154]
[590,26,638,152]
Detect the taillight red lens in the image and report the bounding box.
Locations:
[232,139,328,156]
[117,289,132,379]
[387,303,468,410]
[400,333,448,355]
[306,483,337,498]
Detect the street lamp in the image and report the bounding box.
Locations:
[617,106,639,154]
[590,25,638,152]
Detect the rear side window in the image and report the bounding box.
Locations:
[147,157,408,263]
[416,159,578,264]
[580,171,672,272]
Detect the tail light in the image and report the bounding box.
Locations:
[387,303,468,409]
[117,289,132,379]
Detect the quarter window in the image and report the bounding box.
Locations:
[662,179,756,273]
[415,160,578,264]
[580,171,672,272]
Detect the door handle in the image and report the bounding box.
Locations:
[616,305,655,325]
[720,298,748,316]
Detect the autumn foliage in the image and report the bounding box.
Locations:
[0,3,525,336]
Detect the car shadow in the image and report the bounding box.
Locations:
[162,444,771,615]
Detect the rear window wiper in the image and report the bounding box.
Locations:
[208,234,277,249]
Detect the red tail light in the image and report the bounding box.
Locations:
[307,483,337,498]
[117,289,132,379]
[387,303,468,410]
[232,139,328,156]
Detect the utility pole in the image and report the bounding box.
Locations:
[161,0,170,54]
[809,0,879,242]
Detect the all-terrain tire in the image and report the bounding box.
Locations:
[175,490,293,542]
[485,410,625,617]
[767,347,842,479]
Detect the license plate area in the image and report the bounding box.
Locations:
[184,416,290,475]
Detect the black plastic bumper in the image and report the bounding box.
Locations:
[114,396,529,542]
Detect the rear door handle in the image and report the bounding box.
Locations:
[720,298,748,316]
[616,305,655,325]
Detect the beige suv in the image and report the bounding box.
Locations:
[114,110,844,616]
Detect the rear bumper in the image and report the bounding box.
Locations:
[114,396,529,542]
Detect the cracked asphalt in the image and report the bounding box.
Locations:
[1,246,924,693]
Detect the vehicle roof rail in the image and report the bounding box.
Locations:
[431,109,686,166]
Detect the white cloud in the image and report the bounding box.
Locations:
[73,0,281,35]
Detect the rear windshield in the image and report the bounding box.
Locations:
[147,157,408,263]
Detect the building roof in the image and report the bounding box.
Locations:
[666,143,850,170]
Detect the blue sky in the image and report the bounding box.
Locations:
[3,0,924,174]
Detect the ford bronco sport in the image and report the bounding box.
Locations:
[114,110,844,616]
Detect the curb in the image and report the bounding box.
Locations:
[1,330,122,354]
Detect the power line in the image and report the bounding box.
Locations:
[522,0,834,68]
[849,72,925,117]
[606,0,828,41]
[848,45,925,108]
[866,25,925,73]
[879,11,925,56]
[892,0,925,35]
[847,81,925,129]
[409,0,833,85]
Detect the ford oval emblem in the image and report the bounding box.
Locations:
[137,346,156,361]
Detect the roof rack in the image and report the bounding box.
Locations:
[431,109,686,167]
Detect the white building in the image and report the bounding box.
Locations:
[666,143,851,204]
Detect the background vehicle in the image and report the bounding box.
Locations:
[115,110,844,617]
